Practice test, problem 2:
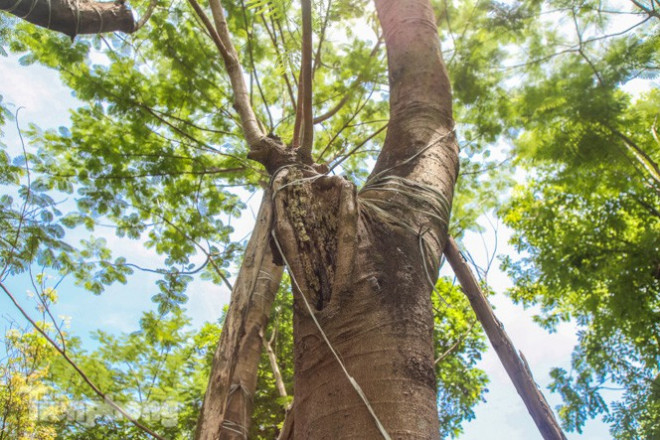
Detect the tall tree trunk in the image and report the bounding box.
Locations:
[195,191,284,440]
[256,1,460,437]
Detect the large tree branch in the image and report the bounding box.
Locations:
[364,0,459,256]
[0,0,135,37]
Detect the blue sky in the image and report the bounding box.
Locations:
[0,51,614,439]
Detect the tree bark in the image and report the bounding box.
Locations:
[0,0,135,37]
[195,191,284,440]
[444,237,568,440]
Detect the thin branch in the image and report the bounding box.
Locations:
[316,86,377,162]
[206,0,265,146]
[261,328,288,398]
[240,0,274,131]
[605,123,660,186]
[327,123,388,172]
[572,9,605,86]
[134,0,159,31]
[312,0,333,76]
[0,281,167,440]
[155,213,234,291]
[505,16,652,70]
[298,0,314,163]
[630,0,660,18]
[260,13,297,108]
[97,257,213,277]
[149,107,236,135]
[435,320,476,364]
[186,0,231,65]
[0,108,30,282]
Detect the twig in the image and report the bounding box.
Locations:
[0,108,30,281]
[327,123,388,172]
[155,214,234,291]
[434,320,476,364]
[260,12,297,108]
[313,36,383,125]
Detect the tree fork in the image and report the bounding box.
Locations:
[444,236,567,440]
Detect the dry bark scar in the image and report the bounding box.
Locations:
[277,166,357,311]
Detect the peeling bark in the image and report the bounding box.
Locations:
[195,192,284,440]
[0,0,135,37]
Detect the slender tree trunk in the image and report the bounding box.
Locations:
[195,191,284,440]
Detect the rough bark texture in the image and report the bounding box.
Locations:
[0,0,135,37]
[251,1,460,438]
[195,192,284,440]
[444,237,568,440]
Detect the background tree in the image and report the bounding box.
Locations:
[499,1,660,437]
